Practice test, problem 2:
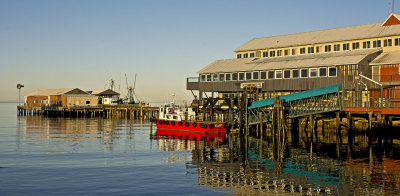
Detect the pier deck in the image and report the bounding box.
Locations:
[17,104,159,120]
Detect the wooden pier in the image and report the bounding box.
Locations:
[17,104,159,120]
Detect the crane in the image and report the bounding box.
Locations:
[125,74,137,104]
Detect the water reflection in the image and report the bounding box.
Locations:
[15,115,400,195]
[155,130,227,164]
[157,126,400,195]
[17,115,143,153]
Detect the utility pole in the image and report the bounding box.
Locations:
[17,84,24,106]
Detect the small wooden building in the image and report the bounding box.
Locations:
[25,88,97,108]
[87,89,120,105]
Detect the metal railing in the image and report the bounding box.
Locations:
[343,89,400,108]
[366,73,400,82]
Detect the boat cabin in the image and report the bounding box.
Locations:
[159,105,196,121]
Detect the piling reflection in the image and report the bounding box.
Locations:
[156,125,400,195]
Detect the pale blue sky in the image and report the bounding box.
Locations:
[0,0,394,102]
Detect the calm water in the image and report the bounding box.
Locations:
[1,103,400,195]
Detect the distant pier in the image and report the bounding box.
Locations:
[17,104,159,120]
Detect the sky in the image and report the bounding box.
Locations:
[0,0,395,102]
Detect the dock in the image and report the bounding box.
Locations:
[17,104,159,120]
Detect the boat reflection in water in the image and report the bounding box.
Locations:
[156,126,400,195]
[155,129,227,164]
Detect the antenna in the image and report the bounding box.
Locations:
[393,0,395,13]
[171,92,175,106]
[104,72,109,89]
[119,72,121,94]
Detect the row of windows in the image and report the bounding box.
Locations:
[200,67,337,82]
[236,38,400,59]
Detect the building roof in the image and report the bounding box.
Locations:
[235,15,400,52]
[198,49,381,74]
[370,50,400,65]
[25,88,88,97]
[87,89,120,96]
[197,58,259,74]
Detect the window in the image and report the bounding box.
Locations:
[86,101,90,104]
[232,73,238,80]
[275,70,282,79]
[263,51,268,58]
[245,72,252,80]
[237,54,242,59]
[201,75,206,82]
[325,45,331,52]
[284,70,291,79]
[239,72,245,80]
[342,43,350,51]
[253,72,259,80]
[292,48,297,55]
[270,51,276,57]
[292,69,299,78]
[352,42,360,50]
[207,74,211,81]
[277,50,282,56]
[319,67,327,77]
[301,68,308,78]
[309,68,317,77]
[219,73,224,81]
[308,47,314,54]
[373,40,381,48]
[267,71,274,79]
[243,53,249,58]
[249,52,255,58]
[316,46,322,53]
[334,44,340,51]
[395,38,400,46]
[260,71,267,79]
[212,74,218,81]
[284,49,290,56]
[384,39,392,47]
[300,48,306,54]
[363,41,371,48]
[329,67,337,77]
[225,73,231,81]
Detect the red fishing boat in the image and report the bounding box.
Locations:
[150,104,229,133]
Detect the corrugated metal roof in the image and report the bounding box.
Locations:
[248,84,342,109]
[370,50,400,65]
[25,88,87,97]
[198,49,380,74]
[235,20,400,52]
[197,58,259,74]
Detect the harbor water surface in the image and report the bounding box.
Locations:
[1,102,400,195]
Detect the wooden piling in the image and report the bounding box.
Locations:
[259,111,263,139]
[368,112,373,131]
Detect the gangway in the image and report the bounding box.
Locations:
[248,84,342,125]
